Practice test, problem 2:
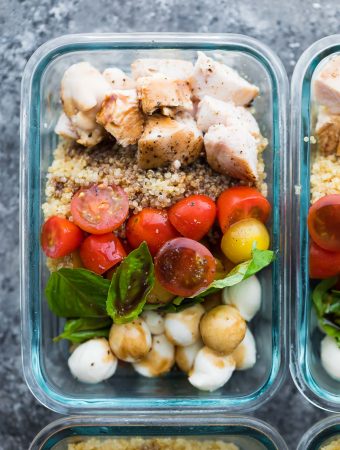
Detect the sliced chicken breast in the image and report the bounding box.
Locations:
[137,74,193,115]
[138,113,203,169]
[189,52,259,105]
[55,112,78,140]
[196,95,260,136]
[60,62,113,146]
[204,124,258,181]
[102,68,136,89]
[315,107,340,155]
[314,56,340,113]
[96,89,144,147]
[61,62,113,116]
[131,58,193,80]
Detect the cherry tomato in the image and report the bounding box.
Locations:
[71,184,129,234]
[154,237,216,297]
[309,241,340,279]
[79,233,126,274]
[168,194,217,240]
[126,208,179,256]
[308,194,340,252]
[41,216,84,258]
[217,186,271,233]
[221,218,270,264]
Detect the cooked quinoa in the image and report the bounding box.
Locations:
[321,438,340,450]
[310,153,340,203]
[68,437,239,450]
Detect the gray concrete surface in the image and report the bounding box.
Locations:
[1,0,339,448]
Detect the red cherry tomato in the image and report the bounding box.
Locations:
[308,194,340,252]
[217,186,271,233]
[79,233,126,274]
[71,184,129,234]
[154,237,216,297]
[126,208,179,256]
[168,194,217,241]
[41,216,84,258]
[309,241,340,279]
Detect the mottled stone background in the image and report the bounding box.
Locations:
[1,0,339,448]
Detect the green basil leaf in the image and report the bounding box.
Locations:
[54,317,112,343]
[106,242,155,324]
[192,248,275,298]
[45,268,110,318]
[312,277,338,318]
[160,297,204,313]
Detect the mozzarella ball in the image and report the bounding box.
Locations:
[68,338,117,384]
[176,339,203,373]
[141,310,165,335]
[232,327,257,370]
[133,334,175,377]
[164,304,205,347]
[321,335,340,381]
[109,319,152,363]
[222,275,261,321]
[188,346,235,391]
[200,305,246,355]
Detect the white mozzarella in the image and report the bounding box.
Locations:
[222,275,261,321]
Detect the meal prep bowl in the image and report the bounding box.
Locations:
[290,35,340,412]
[297,415,340,449]
[20,33,288,414]
[29,415,288,449]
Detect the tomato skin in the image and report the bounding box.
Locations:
[126,208,179,256]
[154,237,216,297]
[308,194,340,252]
[71,184,129,234]
[79,233,126,275]
[217,186,271,233]
[41,216,84,258]
[309,241,340,279]
[221,218,270,264]
[168,194,217,240]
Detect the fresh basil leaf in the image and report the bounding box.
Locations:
[106,242,155,324]
[312,277,338,317]
[54,317,112,343]
[191,248,275,298]
[160,297,204,313]
[45,268,110,318]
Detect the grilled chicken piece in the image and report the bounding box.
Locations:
[189,52,259,106]
[204,124,258,181]
[55,112,78,140]
[96,89,144,147]
[137,74,193,116]
[315,107,340,155]
[102,68,136,89]
[138,113,203,169]
[314,56,340,113]
[131,58,193,80]
[60,62,113,146]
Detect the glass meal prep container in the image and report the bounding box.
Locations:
[290,35,340,412]
[297,415,340,449]
[20,33,288,414]
[29,415,288,450]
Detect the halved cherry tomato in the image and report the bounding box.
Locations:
[168,194,217,241]
[154,237,216,297]
[41,216,84,258]
[79,233,126,274]
[71,184,129,234]
[308,194,340,252]
[126,208,179,256]
[217,186,271,233]
[309,241,340,279]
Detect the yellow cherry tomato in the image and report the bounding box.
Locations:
[221,218,270,264]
